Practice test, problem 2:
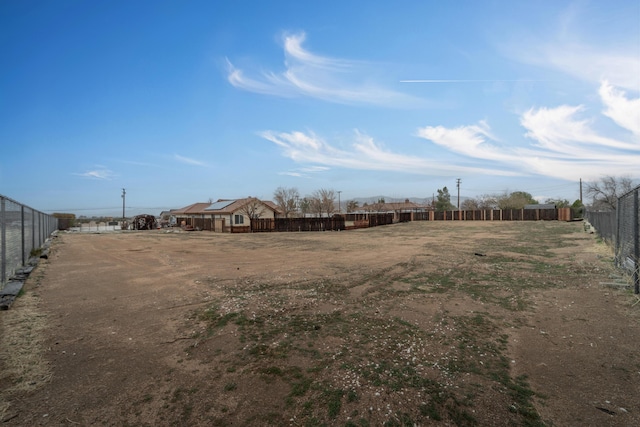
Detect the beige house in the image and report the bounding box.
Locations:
[171,198,281,232]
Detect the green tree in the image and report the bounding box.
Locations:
[435,187,455,211]
[571,199,584,218]
[346,200,359,213]
[299,197,311,216]
[497,191,537,209]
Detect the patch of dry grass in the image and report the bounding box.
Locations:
[0,291,51,421]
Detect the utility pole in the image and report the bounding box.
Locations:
[456,178,461,209]
[579,178,583,203]
[121,188,126,224]
[337,191,342,214]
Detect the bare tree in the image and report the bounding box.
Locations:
[586,175,634,210]
[273,187,300,218]
[461,198,479,210]
[477,194,498,209]
[311,188,336,217]
[309,196,323,217]
[237,198,265,230]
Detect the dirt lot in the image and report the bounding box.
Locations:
[1,221,639,426]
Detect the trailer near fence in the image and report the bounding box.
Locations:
[131,214,157,230]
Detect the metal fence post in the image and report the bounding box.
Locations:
[1,197,5,286]
[21,205,25,266]
[0,194,59,289]
[634,189,639,295]
[31,207,35,255]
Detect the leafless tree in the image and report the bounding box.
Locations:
[309,196,323,217]
[273,187,300,218]
[462,194,497,210]
[237,197,265,221]
[586,175,635,210]
[477,194,498,209]
[461,198,479,210]
[310,188,336,217]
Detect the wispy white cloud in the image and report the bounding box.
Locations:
[278,165,330,178]
[527,43,640,91]
[521,104,638,153]
[227,31,427,107]
[73,166,115,180]
[300,166,330,173]
[261,82,638,181]
[416,121,514,163]
[599,80,640,137]
[503,4,640,90]
[278,171,304,177]
[417,82,640,180]
[174,154,208,167]
[261,129,516,177]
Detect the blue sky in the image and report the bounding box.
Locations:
[1,0,638,217]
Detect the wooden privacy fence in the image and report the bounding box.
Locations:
[252,217,346,232]
[182,208,574,234]
[417,207,572,222]
[251,214,395,232]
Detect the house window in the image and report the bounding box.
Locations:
[234,214,244,225]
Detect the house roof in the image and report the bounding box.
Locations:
[525,204,556,210]
[206,200,235,211]
[263,200,283,214]
[170,202,213,215]
[208,198,280,215]
[172,198,281,216]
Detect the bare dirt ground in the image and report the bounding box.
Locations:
[1,221,639,426]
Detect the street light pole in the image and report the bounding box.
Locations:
[121,188,126,225]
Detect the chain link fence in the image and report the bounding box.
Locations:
[1,194,58,290]
[585,185,640,294]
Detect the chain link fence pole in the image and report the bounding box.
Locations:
[0,194,58,291]
[634,188,639,294]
